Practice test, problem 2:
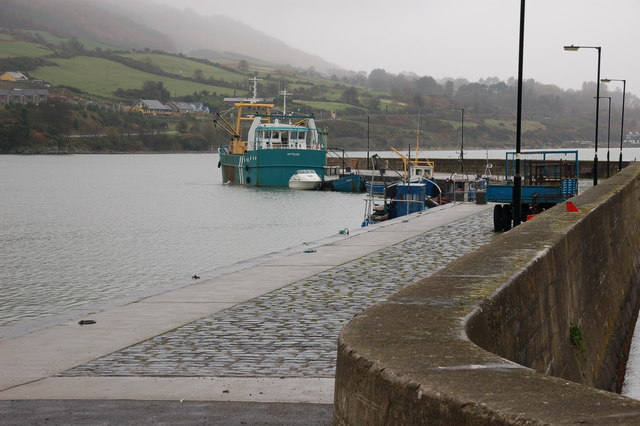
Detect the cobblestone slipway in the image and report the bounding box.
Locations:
[62,209,495,378]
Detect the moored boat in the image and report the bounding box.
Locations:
[289,169,322,190]
[362,182,430,227]
[331,173,366,192]
[216,79,326,187]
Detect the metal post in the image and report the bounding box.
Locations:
[594,47,601,186]
[452,108,465,174]
[564,45,602,185]
[460,109,465,173]
[595,96,611,178]
[620,81,626,171]
[606,96,611,178]
[367,115,370,170]
[512,0,525,227]
[608,80,629,171]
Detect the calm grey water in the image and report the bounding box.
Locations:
[0,154,364,339]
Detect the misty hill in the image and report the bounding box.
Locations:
[0,0,175,52]
[0,0,339,73]
[97,0,339,72]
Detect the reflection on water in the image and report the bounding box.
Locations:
[0,154,364,339]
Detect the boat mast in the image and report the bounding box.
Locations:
[279,88,292,116]
[249,76,262,103]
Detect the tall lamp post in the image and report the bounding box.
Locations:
[564,44,601,186]
[452,108,464,173]
[601,78,627,171]
[512,0,526,227]
[595,96,612,178]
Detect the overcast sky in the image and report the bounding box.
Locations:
[151,0,637,95]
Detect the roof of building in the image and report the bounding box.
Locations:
[136,99,171,110]
[1,71,28,80]
[0,88,49,96]
[166,101,196,111]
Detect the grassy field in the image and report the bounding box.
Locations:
[0,40,52,58]
[296,100,366,113]
[379,99,406,112]
[122,53,247,84]
[484,118,546,132]
[440,118,479,130]
[22,30,122,51]
[29,56,236,99]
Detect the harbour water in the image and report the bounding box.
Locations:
[0,154,364,339]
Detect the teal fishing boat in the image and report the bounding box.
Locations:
[216,79,326,187]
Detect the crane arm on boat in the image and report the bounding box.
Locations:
[214,113,240,141]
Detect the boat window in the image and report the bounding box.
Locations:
[272,131,279,139]
[290,132,298,139]
[261,131,268,140]
[281,131,289,142]
[298,132,306,140]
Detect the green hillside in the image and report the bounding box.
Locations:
[1,26,638,155]
[122,53,247,84]
[22,30,122,52]
[0,39,52,58]
[29,56,236,99]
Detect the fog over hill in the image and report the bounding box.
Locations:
[0,0,175,52]
[0,0,339,72]
[98,0,339,72]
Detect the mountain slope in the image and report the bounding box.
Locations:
[0,0,175,52]
[96,0,340,72]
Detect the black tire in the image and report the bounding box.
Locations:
[493,204,503,232]
[502,204,512,231]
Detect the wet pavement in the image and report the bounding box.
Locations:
[62,209,494,379]
[1,203,495,424]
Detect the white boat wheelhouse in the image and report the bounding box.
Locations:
[247,117,323,151]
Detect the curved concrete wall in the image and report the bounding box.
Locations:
[334,163,640,425]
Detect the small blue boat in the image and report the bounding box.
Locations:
[332,173,365,192]
[365,181,387,196]
[362,182,430,226]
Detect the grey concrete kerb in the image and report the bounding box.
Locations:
[334,165,640,425]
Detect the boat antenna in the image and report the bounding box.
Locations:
[416,108,420,163]
[249,76,262,103]
[279,88,292,115]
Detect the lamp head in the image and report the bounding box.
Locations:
[564,45,580,51]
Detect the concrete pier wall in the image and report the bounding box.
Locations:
[334,163,640,424]
[326,156,630,179]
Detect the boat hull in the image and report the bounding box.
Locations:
[219,149,326,187]
[289,180,321,190]
[332,173,365,192]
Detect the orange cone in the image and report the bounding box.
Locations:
[566,202,580,212]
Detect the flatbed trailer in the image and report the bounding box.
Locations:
[487,150,579,232]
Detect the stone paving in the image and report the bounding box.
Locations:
[62,209,495,378]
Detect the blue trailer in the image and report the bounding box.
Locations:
[487,150,579,232]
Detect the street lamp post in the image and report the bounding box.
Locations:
[452,108,465,173]
[595,96,612,178]
[564,44,602,186]
[601,78,627,171]
[513,0,526,227]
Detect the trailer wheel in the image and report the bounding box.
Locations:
[493,205,503,232]
[502,204,512,231]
